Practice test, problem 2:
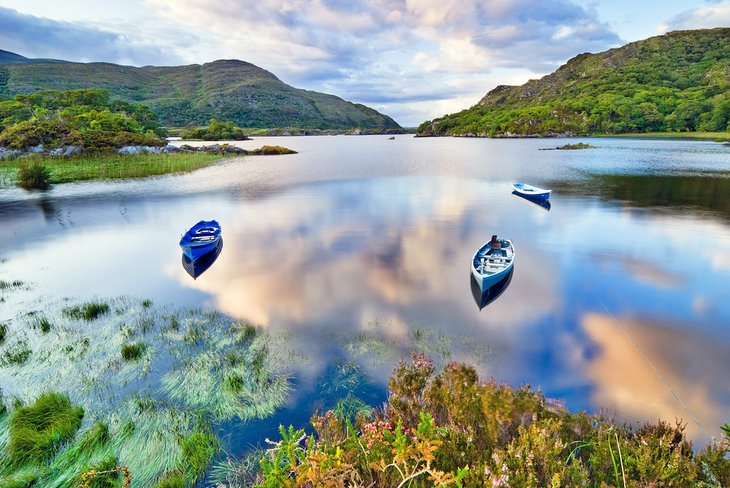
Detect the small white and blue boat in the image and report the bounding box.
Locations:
[511,183,551,200]
[179,220,221,261]
[471,235,515,292]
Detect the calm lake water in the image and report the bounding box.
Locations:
[1,135,729,449]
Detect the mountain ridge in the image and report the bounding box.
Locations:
[417,28,730,137]
[0,52,401,130]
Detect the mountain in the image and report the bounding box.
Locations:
[0,54,401,130]
[417,28,730,137]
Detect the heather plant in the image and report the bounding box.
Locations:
[256,353,730,487]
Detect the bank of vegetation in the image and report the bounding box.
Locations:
[1,295,728,487]
[418,29,730,138]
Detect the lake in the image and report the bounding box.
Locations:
[1,135,729,451]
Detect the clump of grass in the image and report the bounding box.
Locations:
[34,316,52,334]
[0,279,24,290]
[0,321,7,344]
[181,430,219,478]
[141,299,152,309]
[121,342,146,361]
[63,301,110,321]
[17,161,51,190]
[3,340,31,365]
[154,472,186,488]
[7,392,84,467]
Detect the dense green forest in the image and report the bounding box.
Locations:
[0,54,401,130]
[418,29,730,137]
[180,118,249,140]
[0,88,165,151]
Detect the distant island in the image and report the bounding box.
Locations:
[0,52,402,132]
[417,28,730,138]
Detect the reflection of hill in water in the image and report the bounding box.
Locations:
[553,173,730,220]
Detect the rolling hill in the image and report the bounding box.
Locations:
[417,28,730,137]
[0,52,401,130]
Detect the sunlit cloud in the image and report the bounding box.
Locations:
[580,313,729,444]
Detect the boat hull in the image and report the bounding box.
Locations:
[511,183,551,200]
[182,239,223,279]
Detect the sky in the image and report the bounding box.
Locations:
[1,0,729,126]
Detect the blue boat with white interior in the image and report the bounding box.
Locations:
[471,235,515,292]
[511,183,551,200]
[179,220,221,261]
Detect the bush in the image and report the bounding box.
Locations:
[256,354,730,487]
[17,161,51,190]
[7,392,84,467]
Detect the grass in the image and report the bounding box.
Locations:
[0,322,6,344]
[0,280,24,290]
[63,301,110,321]
[598,131,730,141]
[6,392,84,467]
[0,298,295,487]
[121,342,146,361]
[0,152,227,187]
[34,317,52,334]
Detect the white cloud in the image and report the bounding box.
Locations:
[1,1,623,126]
[667,0,730,29]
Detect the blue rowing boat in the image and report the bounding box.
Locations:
[511,183,551,200]
[179,220,221,261]
[471,235,515,292]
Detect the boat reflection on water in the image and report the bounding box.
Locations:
[469,267,514,310]
[512,191,551,211]
[182,239,223,279]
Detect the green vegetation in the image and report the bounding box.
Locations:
[256,353,730,487]
[63,301,110,321]
[556,142,595,150]
[120,342,146,361]
[0,88,165,150]
[0,298,291,487]
[16,161,50,189]
[181,118,249,140]
[0,152,227,186]
[418,29,730,137]
[6,392,84,467]
[1,58,401,130]
[33,316,52,334]
[249,145,297,155]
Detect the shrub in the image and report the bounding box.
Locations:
[256,354,729,487]
[7,392,84,467]
[17,161,51,190]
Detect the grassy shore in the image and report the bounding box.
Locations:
[0,152,228,187]
[597,131,729,141]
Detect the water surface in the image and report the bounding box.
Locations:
[1,135,729,447]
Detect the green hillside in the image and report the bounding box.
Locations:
[417,28,730,137]
[0,55,401,130]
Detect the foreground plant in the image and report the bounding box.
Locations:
[256,352,730,487]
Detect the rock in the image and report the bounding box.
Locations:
[0,147,22,160]
[28,144,45,153]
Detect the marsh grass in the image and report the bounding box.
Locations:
[121,342,146,361]
[0,280,24,290]
[0,152,227,187]
[0,298,293,487]
[63,301,111,321]
[33,316,52,334]
[6,392,84,467]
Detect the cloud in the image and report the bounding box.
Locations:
[0,6,184,66]
[144,0,621,125]
[580,313,730,444]
[665,0,730,30]
[2,1,622,125]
